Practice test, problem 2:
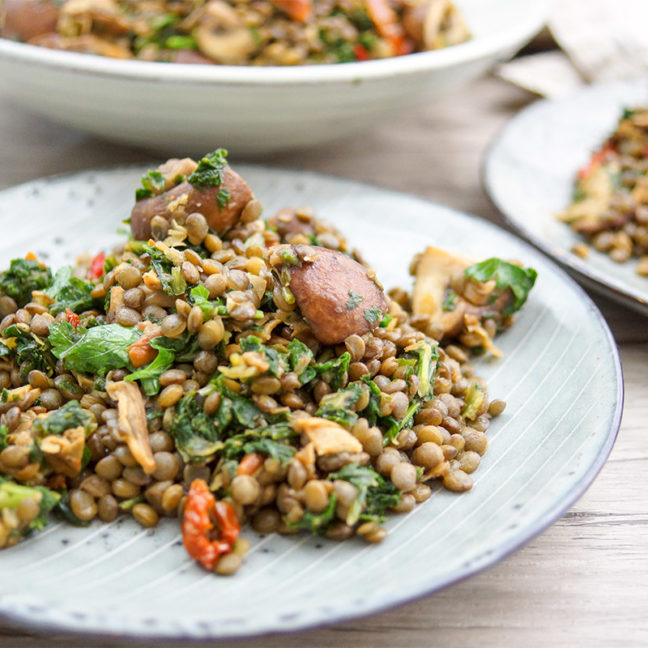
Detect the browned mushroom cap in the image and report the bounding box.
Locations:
[271,245,388,346]
[1,0,59,41]
[130,168,254,240]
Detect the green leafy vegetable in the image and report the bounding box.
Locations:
[0,424,8,451]
[290,493,338,534]
[406,339,439,399]
[287,338,316,384]
[346,289,364,310]
[135,169,165,201]
[316,383,363,428]
[187,149,231,209]
[464,258,537,315]
[165,35,197,49]
[171,391,223,461]
[0,258,52,307]
[144,244,187,296]
[33,400,96,436]
[329,463,400,525]
[125,337,176,395]
[49,322,140,375]
[54,490,89,527]
[313,351,350,391]
[223,423,297,464]
[240,335,285,377]
[2,323,57,379]
[46,266,96,315]
[0,478,61,534]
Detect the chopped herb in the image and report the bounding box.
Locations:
[0,258,52,307]
[363,306,384,324]
[464,258,537,315]
[313,351,350,391]
[188,149,231,208]
[346,289,364,310]
[135,170,165,201]
[287,338,316,384]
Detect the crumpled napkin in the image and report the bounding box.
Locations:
[496,0,648,98]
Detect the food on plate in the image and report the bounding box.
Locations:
[0,149,536,575]
[0,0,470,65]
[558,106,648,276]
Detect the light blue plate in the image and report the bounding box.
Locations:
[484,78,648,314]
[0,166,622,639]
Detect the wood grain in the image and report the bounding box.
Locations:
[0,73,646,648]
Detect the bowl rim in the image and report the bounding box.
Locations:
[0,0,547,85]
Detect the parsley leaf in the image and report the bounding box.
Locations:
[187,149,231,208]
[135,170,165,201]
[363,306,384,324]
[125,337,176,395]
[49,322,140,375]
[46,266,96,315]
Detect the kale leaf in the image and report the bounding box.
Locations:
[313,351,350,391]
[316,383,363,428]
[464,258,537,315]
[0,258,52,307]
[33,400,96,436]
[329,463,400,525]
[287,338,316,384]
[170,391,224,460]
[2,323,57,379]
[290,493,338,535]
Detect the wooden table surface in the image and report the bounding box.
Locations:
[0,73,646,648]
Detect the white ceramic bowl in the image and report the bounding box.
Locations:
[0,0,546,155]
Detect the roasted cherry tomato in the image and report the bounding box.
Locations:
[182,479,241,571]
[88,252,106,280]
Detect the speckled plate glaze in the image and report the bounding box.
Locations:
[483,78,648,315]
[0,166,622,640]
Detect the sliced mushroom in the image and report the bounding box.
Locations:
[269,244,389,346]
[196,25,257,65]
[402,0,469,50]
[57,0,130,36]
[41,427,86,478]
[294,417,363,455]
[106,381,156,475]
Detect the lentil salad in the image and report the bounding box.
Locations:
[558,106,648,276]
[0,150,536,575]
[0,0,469,65]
